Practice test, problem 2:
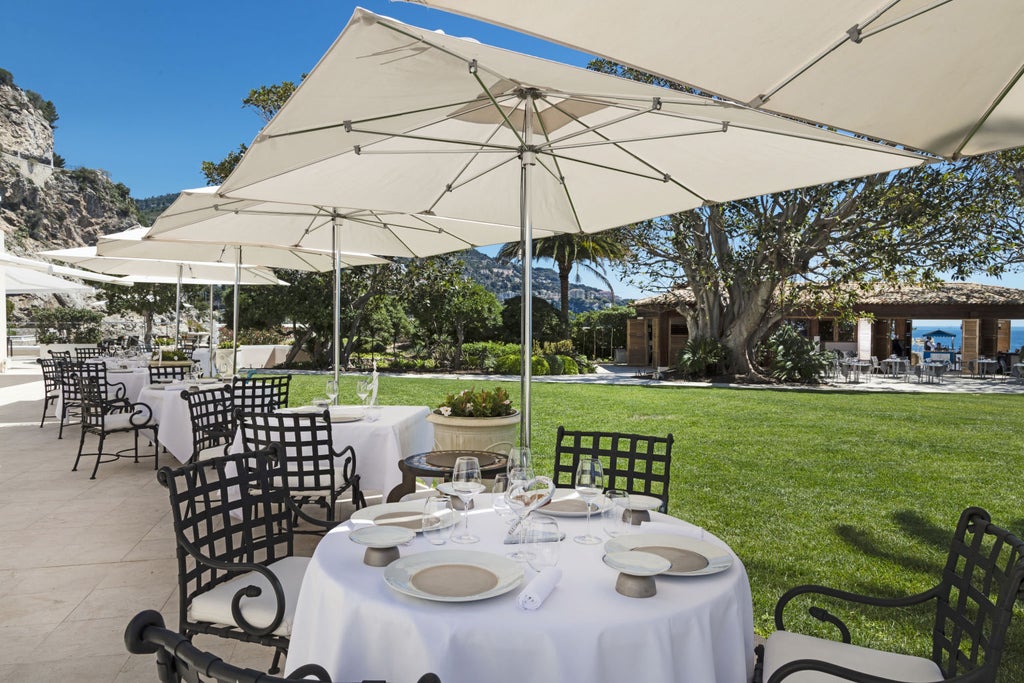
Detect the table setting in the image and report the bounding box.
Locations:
[284,453,755,683]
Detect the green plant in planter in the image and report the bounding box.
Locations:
[760,324,829,383]
[156,349,189,362]
[435,386,514,417]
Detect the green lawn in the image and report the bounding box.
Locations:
[291,374,1024,677]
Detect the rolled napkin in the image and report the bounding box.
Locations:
[503,530,565,544]
[516,567,562,610]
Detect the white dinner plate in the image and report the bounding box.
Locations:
[605,533,733,577]
[350,501,458,533]
[536,489,612,517]
[624,494,663,511]
[383,550,524,602]
[276,406,363,422]
[349,525,415,548]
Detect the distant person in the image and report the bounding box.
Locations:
[924,337,934,351]
[892,338,903,356]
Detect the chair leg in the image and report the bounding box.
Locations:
[152,427,160,469]
[58,404,67,440]
[73,428,88,472]
[90,433,105,480]
[133,430,140,464]
[269,648,284,675]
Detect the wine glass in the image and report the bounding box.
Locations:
[525,515,561,572]
[325,379,339,406]
[356,379,370,406]
[491,473,515,521]
[574,457,604,544]
[506,446,531,475]
[504,465,535,559]
[450,456,484,544]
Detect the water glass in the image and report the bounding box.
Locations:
[507,446,531,475]
[356,379,371,406]
[451,456,484,544]
[574,457,604,545]
[491,474,515,521]
[602,489,631,537]
[525,515,561,572]
[325,379,339,406]
[422,496,453,546]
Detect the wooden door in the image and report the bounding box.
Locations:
[626,318,648,366]
[961,319,979,364]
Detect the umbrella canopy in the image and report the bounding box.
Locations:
[918,328,957,338]
[4,265,94,295]
[146,186,545,257]
[215,8,933,445]
[96,225,387,271]
[412,0,1024,158]
[0,251,130,284]
[38,247,287,285]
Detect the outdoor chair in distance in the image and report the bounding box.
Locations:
[232,375,292,413]
[54,359,84,439]
[75,346,102,361]
[158,445,340,674]
[755,506,1024,683]
[180,384,234,464]
[553,427,674,512]
[236,409,365,530]
[150,364,189,382]
[48,348,71,359]
[124,610,443,683]
[37,358,63,429]
[73,369,158,479]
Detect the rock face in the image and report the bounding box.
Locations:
[0,82,52,159]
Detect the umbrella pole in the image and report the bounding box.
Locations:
[174,264,182,348]
[208,284,216,377]
[519,90,536,449]
[333,219,341,389]
[232,250,240,376]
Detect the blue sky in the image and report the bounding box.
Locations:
[3,0,1022,302]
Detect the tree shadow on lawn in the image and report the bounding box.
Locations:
[834,509,950,577]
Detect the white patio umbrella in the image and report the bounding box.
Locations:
[411,0,1024,158]
[95,221,388,379]
[39,246,288,373]
[216,9,932,445]
[5,266,94,295]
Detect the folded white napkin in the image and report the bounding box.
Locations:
[516,567,561,611]
[503,530,565,545]
[639,520,707,540]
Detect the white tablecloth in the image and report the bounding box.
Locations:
[138,385,199,464]
[285,498,755,683]
[231,405,434,494]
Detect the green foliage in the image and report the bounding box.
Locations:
[156,349,189,361]
[544,354,564,375]
[461,341,520,372]
[201,144,247,186]
[0,68,13,87]
[236,327,287,345]
[560,355,579,374]
[540,339,574,355]
[761,324,830,383]
[133,193,177,226]
[532,356,550,376]
[571,305,635,358]
[243,80,300,121]
[434,386,514,417]
[676,337,727,379]
[494,354,520,374]
[25,90,58,128]
[52,153,65,168]
[500,295,563,344]
[32,306,103,344]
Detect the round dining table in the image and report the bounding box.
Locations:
[285,494,755,683]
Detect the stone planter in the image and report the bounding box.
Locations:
[148,360,194,368]
[426,411,520,454]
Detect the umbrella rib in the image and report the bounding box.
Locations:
[530,97,585,232]
[538,100,658,149]
[952,59,1024,158]
[550,128,727,151]
[855,0,957,41]
[346,125,519,153]
[441,155,521,195]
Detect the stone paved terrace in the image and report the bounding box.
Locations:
[1,357,1021,680]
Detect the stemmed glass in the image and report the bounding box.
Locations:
[574,457,604,544]
[506,446,531,475]
[504,465,536,560]
[450,456,484,544]
[491,473,515,522]
[325,379,339,406]
[356,379,371,406]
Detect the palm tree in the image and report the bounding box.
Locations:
[497,230,631,333]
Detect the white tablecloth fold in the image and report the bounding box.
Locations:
[516,567,561,611]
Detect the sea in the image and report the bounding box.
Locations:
[910,324,1024,353]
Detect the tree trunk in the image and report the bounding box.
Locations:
[557,259,571,336]
[452,324,465,371]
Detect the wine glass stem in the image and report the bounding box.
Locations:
[462,499,470,536]
[585,504,592,538]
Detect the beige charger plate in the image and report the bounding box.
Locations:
[384,550,523,602]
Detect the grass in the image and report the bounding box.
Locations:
[291,374,1024,677]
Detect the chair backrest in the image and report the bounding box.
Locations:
[57,360,84,404]
[870,355,879,368]
[930,507,1024,678]
[158,447,295,629]
[48,349,72,359]
[38,358,63,395]
[150,365,189,382]
[76,370,114,431]
[125,610,442,683]
[553,427,674,510]
[75,346,102,360]
[180,385,234,459]
[236,410,353,496]
[232,375,291,413]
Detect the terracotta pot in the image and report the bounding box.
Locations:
[426,411,520,453]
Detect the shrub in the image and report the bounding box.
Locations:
[532,356,550,376]
[541,340,574,356]
[677,337,727,379]
[760,324,829,383]
[494,354,520,374]
[544,354,564,375]
[435,386,514,417]
[560,355,579,375]
[237,327,286,345]
[32,306,103,345]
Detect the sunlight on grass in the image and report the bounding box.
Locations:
[290,374,1024,676]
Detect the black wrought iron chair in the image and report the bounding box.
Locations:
[158,446,339,673]
[232,375,292,413]
[37,358,63,429]
[150,364,189,382]
[73,369,158,479]
[553,427,674,511]
[180,384,234,463]
[48,348,72,359]
[125,610,443,683]
[756,506,1024,683]
[236,410,365,530]
[55,359,84,440]
[75,346,102,361]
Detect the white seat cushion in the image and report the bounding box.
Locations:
[187,556,309,637]
[764,630,944,682]
[105,413,146,430]
[274,467,349,495]
[197,444,228,462]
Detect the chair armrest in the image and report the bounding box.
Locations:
[128,402,155,427]
[173,533,287,637]
[774,584,940,643]
[106,380,127,399]
[280,492,344,531]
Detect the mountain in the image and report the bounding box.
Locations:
[134,192,177,226]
